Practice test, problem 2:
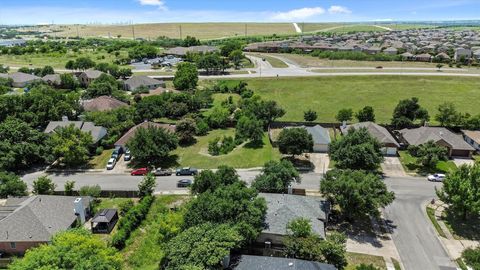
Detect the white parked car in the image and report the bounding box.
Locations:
[106,158,116,170]
[427,173,446,182]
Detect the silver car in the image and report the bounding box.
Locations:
[106,158,116,170]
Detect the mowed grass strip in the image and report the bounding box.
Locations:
[239,76,480,124]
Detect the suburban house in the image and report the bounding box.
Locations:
[123,76,166,92]
[114,121,176,150]
[41,74,62,87]
[229,255,336,270]
[415,53,433,62]
[0,39,26,47]
[473,49,480,60]
[257,193,329,246]
[44,118,107,144]
[0,196,91,255]
[77,70,103,87]
[399,127,475,158]
[91,209,119,234]
[462,130,480,151]
[0,72,41,88]
[383,47,398,55]
[164,45,218,57]
[341,122,400,156]
[454,47,472,61]
[435,52,451,61]
[82,95,128,112]
[303,125,331,153]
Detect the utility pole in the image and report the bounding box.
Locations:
[179,25,183,39]
[132,25,136,40]
[245,23,247,37]
[76,25,80,38]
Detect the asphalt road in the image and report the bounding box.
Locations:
[384,176,457,270]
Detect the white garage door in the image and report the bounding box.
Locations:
[313,144,329,153]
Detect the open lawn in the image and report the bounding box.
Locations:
[239,76,480,124]
[398,151,457,175]
[50,23,297,40]
[319,25,389,33]
[173,128,280,169]
[89,149,114,170]
[346,252,386,270]
[248,53,288,68]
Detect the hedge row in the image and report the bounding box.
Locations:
[111,195,155,249]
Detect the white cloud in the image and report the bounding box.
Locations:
[137,0,167,10]
[271,7,325,21]
[328,6,351,14]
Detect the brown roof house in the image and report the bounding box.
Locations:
[0,196,91,255]
[4,72,41,88]
[77,70,103,87]
[114,122,176,150]
[123,76,166,92]
[82,96,128,112]
[462,130,480,152]
[44,117,107,144]
[164,45,218,57]
[341,122,400,156]
[399,127,474,157]
[42,74,62,87]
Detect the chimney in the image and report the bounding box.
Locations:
[61,116,69,122]
[73,198,86,224]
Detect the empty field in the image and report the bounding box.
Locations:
[239,76,480,124]
[52,23,297,40]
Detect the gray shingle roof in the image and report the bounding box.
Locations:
[342,122,400,147]
[42,74,61,85]
[231,255,337,270]
[8,72,41,84]
[303,125,331,145]
[164,45,218,56]
[0,196,91,242]
[259,193,327,239]
[92,209,117,223]
[81,70,103,79]
[124,76,165,91]
[114,122,176,147]
[400,127,474,150]
[44,121,107,144]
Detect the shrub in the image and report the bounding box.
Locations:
[208,136,236,156]
[79,185,102,197]
[119,199,134,216]
[196,119,210,136]
[95,146,104,156]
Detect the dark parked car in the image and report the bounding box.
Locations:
[177,179,192,188]
[131,168,149,176]
[154,168,173,176]
[176,167,198,176]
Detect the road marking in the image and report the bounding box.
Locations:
[293,23,302,33]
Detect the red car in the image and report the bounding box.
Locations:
[130,168,149,176]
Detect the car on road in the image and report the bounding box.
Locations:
[154,168,173,176]
[176,167,198,176]
[131,168,149,176]
[124,149,131,161]
[106,158,116,170]
[177,179,192,188]
[427,173,446,182]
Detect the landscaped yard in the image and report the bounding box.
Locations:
[173,128,281,169]
[398,151,457,175]
[89,149,114,169]
[443,210,480,241]
[238,76,480,124]
[346,252,386,270]
[248,53,289,68]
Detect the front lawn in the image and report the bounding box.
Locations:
[346,252,386,270]
[89,149,114,169]
[398,151,457,175]
[173,128,280,169]
[426,206,447,238]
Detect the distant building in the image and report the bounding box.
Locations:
[77,70,104,87]
[0,39,26,47]
[164,46,218,57]
[1,72,41,88]
[82,96,128,112]
[42,74,62,87]
[123,76,166,92]
[454,47,472,62]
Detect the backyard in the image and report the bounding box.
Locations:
[237,76,480,124]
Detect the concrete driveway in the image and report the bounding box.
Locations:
[308,153,330,174]
[381,157,407,177]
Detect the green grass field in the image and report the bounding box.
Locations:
[239,76,480,124]
[398,151,457,175]
[173,128,280,169]
[248,53,288,68]
[346,252,386,270]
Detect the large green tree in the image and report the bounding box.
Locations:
[462,246,480,270]
[163,223,243,270]
[175,118,198,145]
[191,165,241,194]
[320,169,395,220]
[436,164,480,220]
[85,107,135,146]
[408,141,448,169]
[0,172,27,198]
[235,116,264,144]
[336,108,353,123]
[126,126,178,166]
[240,96,285,128]
[32,176,56,195]
[391,97,429,128]
[9,229,122,270]
[252,160,300,193]
[329,127,384,171]
[183,182,266,242]
[173,62,198,90]
[48,125,93,167]
[355,106,375,122]
[277,128,313,157]
[435,102,466,128]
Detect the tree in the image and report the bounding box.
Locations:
[33,176,56,195]
[240,97,285,128]
[197,53,225,75]
[183,182,266,242]
[138,173,156,198]
[355,106,375,122]
[410,141,448,168]
[329,127,384,171]
[41,65,55,77]
[287,218,312,238]
[391,97,429,128]
[462,246,480,270]
[229,49,244,69]
[65,60,76,70]
[173,62,198,90]
[0,64,9,73]
[175,118,198,145]
[436,164,480,220]
[252,160,300,193]
[191,165,241,194]
[320,169,395,220]
[235,116,264,143]
[356,265,381,270]
[277,128,314,157]
[118,68,133,79]
[220,40,243,57]
[435,102,463,127]
[60,73,79,90]
[48,125,93,167]
[163,223,243,270]
[336,108,353,123]
[0,172,27,198]
[182,36,201,47]
[126,126,178,166]
[304,109,318,122]
[75,57,96,70]
[84,73,122,98]
[79,184,102,197]
[9,229,122,270]
[206,106,230,128]
[64,180,75,196]
[436,63,444,71]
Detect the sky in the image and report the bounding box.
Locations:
[0,0,479,25]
